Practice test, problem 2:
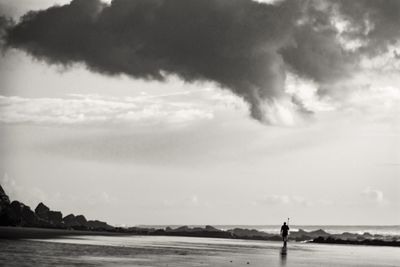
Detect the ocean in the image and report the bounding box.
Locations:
[142,225,400,237]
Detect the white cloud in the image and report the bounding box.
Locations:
[362,187,387,204]
[256,194,312,207]
[160,194,206,209]
[285,72,335,112]
[252,0,283,5]
[0,94,214,127]
[344,86,400,115]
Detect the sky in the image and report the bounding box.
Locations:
[0,0,399,226]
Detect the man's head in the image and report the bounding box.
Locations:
[283,222,286,225]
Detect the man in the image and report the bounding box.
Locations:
[280,222,289,247]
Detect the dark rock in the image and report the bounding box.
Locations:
[86,220,114,230]
[153,229,166,235]
[228,228,270,238]
[173,226,190,232]
[75,215,88,225]
[0,185,115,231]
[363,232,373,238]
[205,225,220,232]
[6,201,37,227]
[34,202,63,227]
[309,229,330,237]
[35,202,50,220]
[48,211,63,225]
[0,185,10,208]
[63,214,92,229]
[0,185,11,225]
[289,228,330,241]
[63,214,79,227]
[296,229,309,235]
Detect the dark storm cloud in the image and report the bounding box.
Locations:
[336,0,400,55]
[0,16,13,47]
[3,0,400,122]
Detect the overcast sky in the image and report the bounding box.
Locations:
[0,0,399,226]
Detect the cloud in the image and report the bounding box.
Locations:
[2,0,400,123]
[161,194,206,209]
[334,0,400,55]
[256,194,312,207]
[362,187,387,204]
[0,93,214,126]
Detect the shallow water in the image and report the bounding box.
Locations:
[0,235,399,267]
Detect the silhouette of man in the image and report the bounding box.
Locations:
[280,222,289,247]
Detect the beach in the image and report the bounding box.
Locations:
[1,232,399,267]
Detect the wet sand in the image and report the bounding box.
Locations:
[1,234,399,267]
[0,226,125,239]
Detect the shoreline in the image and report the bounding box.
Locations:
[1,226,399,247]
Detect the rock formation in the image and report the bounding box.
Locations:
[0,185,10,211]
[75,215,88,226]
[34,202,63,227]
[0,185,11,225]
[0,184,114,231]
[5,201,37,226]
[35,202,50,220]
[63,214,80,228]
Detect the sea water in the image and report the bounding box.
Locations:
[143,225,400,237]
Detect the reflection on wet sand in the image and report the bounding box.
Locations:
[280,247,287,266]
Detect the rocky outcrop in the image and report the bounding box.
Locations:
[5,201,37,227]
[35,202,50,220]
[63,214,113,230]
[0,185,11,225]
[75,215,88,226]
[34,203,63,227]
[228,228,272,239]
[1,187,38,227]
[86,220,114,230]
[63,214,80,228]
[0,184,114,232]
[0,185,10,211]
[48,211,63,225]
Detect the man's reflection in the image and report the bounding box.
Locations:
[279,247,287,266]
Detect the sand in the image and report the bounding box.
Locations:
[0,226,124,239]
[0,228,399,266]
